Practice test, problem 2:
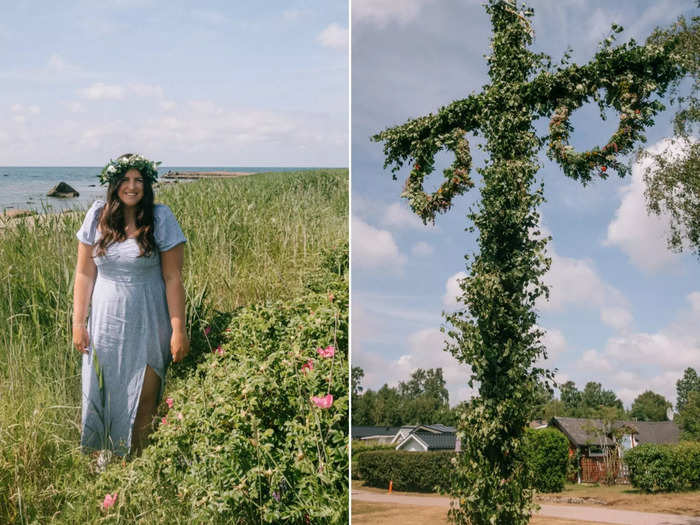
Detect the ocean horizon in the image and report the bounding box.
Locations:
[0,166,327,214]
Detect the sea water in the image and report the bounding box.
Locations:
[0,167,307,214]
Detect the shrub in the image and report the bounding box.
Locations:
[523,428,569,493]
[674,441,700,488]
[357,450,455,492]
[351,440,395,480]
[625,441,700,492]
[62,243,349,524]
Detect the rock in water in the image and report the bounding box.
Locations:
[47,182,79,198]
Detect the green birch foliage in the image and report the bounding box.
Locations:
[372,1,686,523]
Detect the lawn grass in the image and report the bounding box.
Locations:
[0,169,348,523]
[351,502,611,525]
[538,483,700,516]
[352,480,700,516]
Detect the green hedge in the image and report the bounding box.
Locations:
[351,441,394,480]
[357,429,570,494]
[625,441,700,493]
[524,428,569,492]
[357,450,454,492]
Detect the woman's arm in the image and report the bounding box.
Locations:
[161,243,189,362]
[72,242,97,354]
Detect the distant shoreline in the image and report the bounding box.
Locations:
[162,170,255,179]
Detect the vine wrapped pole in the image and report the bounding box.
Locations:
[372,1,684,523]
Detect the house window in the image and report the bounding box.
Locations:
[588,445,605,457]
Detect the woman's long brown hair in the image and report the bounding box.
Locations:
[96,154,157,257]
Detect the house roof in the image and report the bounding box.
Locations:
[425,424,456,433]
[413,431,457,450]
[396,431,457,451]
[351,426,400,439]
[552,417,680,447]
[632,420,680,445]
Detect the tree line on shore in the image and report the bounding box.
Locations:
[352,366,700,440]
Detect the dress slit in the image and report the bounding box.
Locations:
[126,362,165,455]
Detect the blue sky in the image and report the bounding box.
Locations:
[351,0,699,409]
[0,1,348,166]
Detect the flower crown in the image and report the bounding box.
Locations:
[98,154,161,186]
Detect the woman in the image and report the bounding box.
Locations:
[72,153,189,460]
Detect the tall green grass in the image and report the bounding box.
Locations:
[0,169,348,523]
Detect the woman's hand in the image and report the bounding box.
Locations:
[170,330,190,363]
[72,322,90,354]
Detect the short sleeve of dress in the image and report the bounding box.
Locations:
[76,199,105,246]
[154,204,187,252]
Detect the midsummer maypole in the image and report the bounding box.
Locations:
[372,1,685,523]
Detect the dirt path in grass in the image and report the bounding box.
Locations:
[352,490,700,525]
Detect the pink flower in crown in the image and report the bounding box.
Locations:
[161,416,168,425]
[301,359,314,374]
[102,492,117,510]
[177,412,183,420]
[165,397,173,409]
[216,345,224,356]
[204,326,211,336]
[310,394,333,409]
[316,345,335,358]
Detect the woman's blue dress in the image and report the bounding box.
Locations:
[76,199,187,456]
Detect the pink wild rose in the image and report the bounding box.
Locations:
[102,492,117,510]
[161,416,168,425]
[165,397,173,409]
[177,412,184,420]
[216,345,224,356]
[316,345,335,358]
[301,359,314,374]
[310,394,333,409]
[204,326,211,336]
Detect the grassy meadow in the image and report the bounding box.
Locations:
[0,169,348,523]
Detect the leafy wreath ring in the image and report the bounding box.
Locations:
[546,81,657,184]
[98,153,161,186]
[401,128,475,224]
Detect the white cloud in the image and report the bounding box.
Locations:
[442,271,466,309]
[27,105,40,115]
[128,83,164,98]
[576,349,613,373]
[10,103,22,113]
[317,23,348,51]
[356,327,475,405]
[538,248,633,333]
[352,0,435,27]
[600,306,633,333]
[611,370,684,408]
[604,138,690,272]
[78,82,165,101]
[575,291,700,408]
[351,216,406,270]
[605,332,699,370]
[351,302,383,343]
[64,101,86,113]
[13,115,25,124]
[382,202,430,230]
[159,100,176,111]
[541,327,567,361]
[79,82,125,100]
[411,241,433,256]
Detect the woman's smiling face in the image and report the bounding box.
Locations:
[117,168,145,208]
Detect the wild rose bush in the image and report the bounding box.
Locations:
[64,244,348,524]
